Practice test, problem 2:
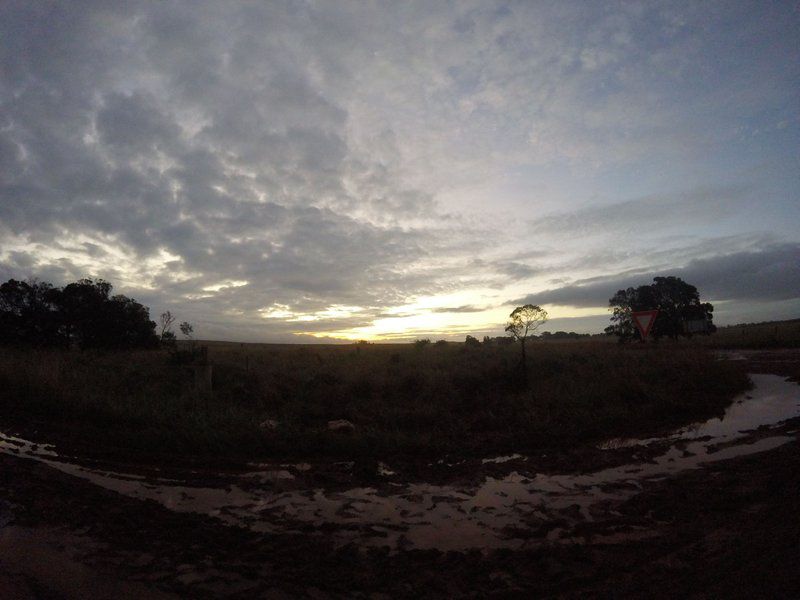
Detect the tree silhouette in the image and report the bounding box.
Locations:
[0,278,158,349]
[179,321,194,340]
[159,310,178,346]
[0,279,62,346]
[505,304,548,383]
[159,311,176,339]
[606,276,715,341]
[464,334,480,347]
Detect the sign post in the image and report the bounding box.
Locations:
[631,310,659,341]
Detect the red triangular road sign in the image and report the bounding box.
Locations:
[631,310,659,340]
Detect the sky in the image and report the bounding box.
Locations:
[1,1,798,342]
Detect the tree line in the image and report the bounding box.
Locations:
[2,274,713,352]
[0,278,165,349]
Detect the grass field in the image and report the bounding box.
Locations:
[695,318,800,349]
[0,338,750,463]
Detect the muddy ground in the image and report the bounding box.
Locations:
[0,349,798,598]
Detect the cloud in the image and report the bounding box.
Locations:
[0,3,469,316]
[518,243,800,308]
[528,184,752,237]
[431,305,488,314]
[0,1,797,340]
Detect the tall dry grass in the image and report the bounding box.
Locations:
[694,319,800,349]
[0,340,749,461]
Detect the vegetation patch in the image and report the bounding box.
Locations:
[0,341,749,463]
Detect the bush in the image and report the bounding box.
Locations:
[465,335,481,347]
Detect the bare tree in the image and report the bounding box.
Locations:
[505,304,548,382]
[159,311,176,341]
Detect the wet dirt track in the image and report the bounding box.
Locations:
[1,362,799,597]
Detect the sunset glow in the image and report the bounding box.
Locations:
[0,2,797,342]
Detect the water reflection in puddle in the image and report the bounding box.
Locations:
[1,374,798,552]
[602,374,800,449]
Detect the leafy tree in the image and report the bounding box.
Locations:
[605,286,644,340]
[0,277,158,349]
[179,321,194,340]
[58,279,113,347]
[102,293,160,349]
[0,279,63,346]
[505,304,548,380]
[605,276,715,341]
[464,334,480,347]
[58,279,158,349]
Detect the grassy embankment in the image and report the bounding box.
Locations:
[0,339,750,462]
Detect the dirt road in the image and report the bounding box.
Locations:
[1,350,798,598]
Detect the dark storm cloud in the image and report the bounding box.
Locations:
[517,244,800,308]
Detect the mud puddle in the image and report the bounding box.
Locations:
[1,374,798,552]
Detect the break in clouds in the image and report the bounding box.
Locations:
[1,2,798,341]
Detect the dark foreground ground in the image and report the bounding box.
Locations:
[0,349,798,598]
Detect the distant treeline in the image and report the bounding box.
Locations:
[460,332,594,347]
[0,278,158,349]
[538,331,594,340]
[717,318,800,329]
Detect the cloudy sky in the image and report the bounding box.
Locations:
[1,1,798,342]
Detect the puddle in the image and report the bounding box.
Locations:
[481,453,524,464]
[601,374,800,448]
[1,374,798,552]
